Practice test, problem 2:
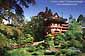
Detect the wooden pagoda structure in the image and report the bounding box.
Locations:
[38,7,69,36]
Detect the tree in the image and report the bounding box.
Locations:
[0,0,35,26]
[77,14,84,22]
[0,9,24,26]
[0,0,35,15]
[69,14,73,22]
[30,16,45,41]
[69,15,73,20]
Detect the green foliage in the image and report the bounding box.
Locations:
[0,14,84,56]
[18,34,34,44]
[0,33,10,48]
[0,48,10,56]
[23,16,45,41]
[46,34,55,48]
[56,48,81,56]
[7,46,45,56]
[8,48,32,56]
[23,21,34,36]
[54,20,83,56]
[0,24,34,48]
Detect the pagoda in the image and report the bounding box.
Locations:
[38,7,69,36]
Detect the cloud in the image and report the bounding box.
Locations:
[56,3,78,6]
[50,0,85,6]
[51,0,84,3]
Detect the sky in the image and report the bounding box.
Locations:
[23,0,85,21]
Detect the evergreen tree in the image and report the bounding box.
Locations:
[77,14,84,22]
